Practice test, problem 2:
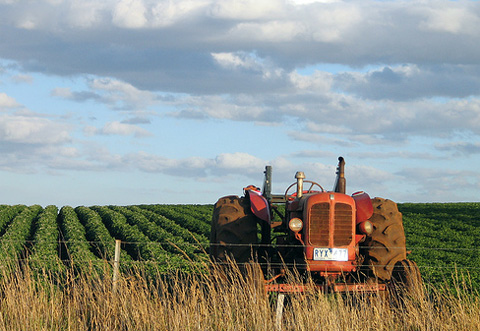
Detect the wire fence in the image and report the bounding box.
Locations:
[4,238,480,251]
[0,238,477,272]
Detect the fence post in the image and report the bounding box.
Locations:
[275,293,285,330]
[113,239,121,292]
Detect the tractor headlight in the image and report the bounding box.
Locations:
[358,220,373,235]
[289,218,303,232]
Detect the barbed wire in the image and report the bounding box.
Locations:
[1,238,479,252]
[7,257,480,271]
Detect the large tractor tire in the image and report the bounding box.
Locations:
[391,259,422,290]
[389,259,423,303]
[364,197,407,281]
[210,195,259,265]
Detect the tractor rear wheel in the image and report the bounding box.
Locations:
[389,259,423,303]
[364,197,407,281]
[391,259,422,290]
[210,195,259,265]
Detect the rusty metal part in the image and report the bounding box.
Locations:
[265,282,387,293]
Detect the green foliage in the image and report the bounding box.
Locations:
[130,205,208,245]
[29,205,65,275]
[398,202,480,289]
[75,206,131,263]
[164,204,214,226]
[58,206,104,273]
[0,205,27,235]
[90,206,192,273]
[111,206,199,258]
[0,205,42,263]
[139,204,211,237]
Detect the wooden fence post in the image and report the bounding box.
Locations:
[275,293,285,330]
[112,239,121,292]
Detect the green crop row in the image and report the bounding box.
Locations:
[75,206,131,263]
[0,204,212,276]
[164,204,213,226]
[110,206,200,258]
[29,205,65,274]
[139,204,211,237]
[0,205,27,236]
[58,206,105,272]
[129,205,208,245]
[90,206,190,273]
[0,205,42,263]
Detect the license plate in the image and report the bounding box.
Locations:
[313,248,348,261]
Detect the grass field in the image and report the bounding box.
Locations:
[0,261,478,330]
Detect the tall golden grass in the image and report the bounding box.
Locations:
[0,261,478,330]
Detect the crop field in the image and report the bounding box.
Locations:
[0,202,478,330]
[0,204,212,276]
[0,202,479,286]
[398,202,480,289]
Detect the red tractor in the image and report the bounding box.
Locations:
[210,157,420,293]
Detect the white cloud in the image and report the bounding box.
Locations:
[210,0,283,20]
[211,52,260,70]
[419,5,480,35]
[230,21,305,42]
[118,151,267,177]
[172,94,274,122]
[0,114,70,144]
[211,51,286,80]
[54,77,160,112]
[151,0,209,27]
[67,1,108,28]
[288,0,339,4]
[89,77,158,110]
[0,93,20,109]
[215,152,265,171]
[89,121,152,138]
[309,4,362,42]
[112,0,147,28]
[126,151,215,176]
[289,70,333,91]
[16,18,37,30]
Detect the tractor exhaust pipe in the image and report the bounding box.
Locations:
[295,171,306,198]
[333,157,346,194]
[263,165,272,201]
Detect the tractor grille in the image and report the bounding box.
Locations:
[333,203,353,246]
[309,203,330,246]
[309,202,353,246]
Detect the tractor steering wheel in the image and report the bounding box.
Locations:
[284,180,325,201]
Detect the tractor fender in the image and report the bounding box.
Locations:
[352,191,373,223]
[246,188,271,223]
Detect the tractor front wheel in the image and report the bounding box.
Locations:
[210,195,259,265]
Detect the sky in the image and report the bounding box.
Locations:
[1,0,480,206]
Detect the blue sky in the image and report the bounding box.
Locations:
[1,0,480,206]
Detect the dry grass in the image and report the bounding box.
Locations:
[0,262,478,331]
